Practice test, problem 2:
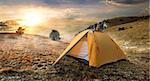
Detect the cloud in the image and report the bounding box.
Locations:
[0,0,147,21]
[0,0,102,7]
[105,0,149,7]
[0,0,43,5]
[0,0,148,7]
[42,0,100,5]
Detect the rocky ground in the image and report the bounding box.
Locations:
[0,19,149,81]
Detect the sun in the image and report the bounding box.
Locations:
[21,11,44,26]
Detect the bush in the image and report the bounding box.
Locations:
[118,27,125,31]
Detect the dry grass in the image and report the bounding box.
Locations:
[0,19,149,80]
[105,19,149,67]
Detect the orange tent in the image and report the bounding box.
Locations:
[53,30,126,67]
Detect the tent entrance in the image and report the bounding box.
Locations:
[77,41,88,61]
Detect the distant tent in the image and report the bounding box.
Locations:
[53,30,126,67]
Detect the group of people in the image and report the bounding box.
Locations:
[86,21,107,31]
[75,21,108,36]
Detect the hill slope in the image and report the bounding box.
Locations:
[103,16,149,27]
[0,19,149,81]
[105,18,149,67]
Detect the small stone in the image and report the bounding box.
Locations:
[37,64,43,67]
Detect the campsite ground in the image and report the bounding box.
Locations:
[0,18,149,81]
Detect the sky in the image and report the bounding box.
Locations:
[0,0,149,37]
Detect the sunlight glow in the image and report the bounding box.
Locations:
[21,11,44,26]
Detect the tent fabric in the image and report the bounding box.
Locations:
[87,31,126,67]
[53,30,126,67]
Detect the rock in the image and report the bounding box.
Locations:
[49,30,61,41]
[37,64,43,67]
